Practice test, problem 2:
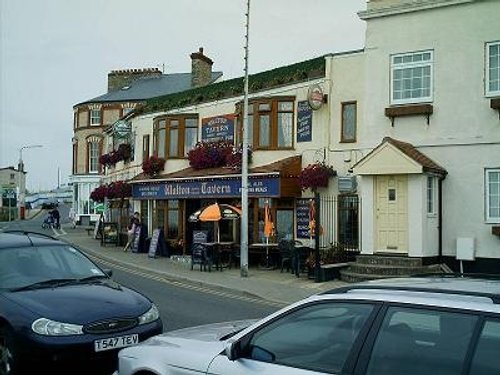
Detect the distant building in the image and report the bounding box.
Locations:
[70,48,222,225]
[0,166,25,220]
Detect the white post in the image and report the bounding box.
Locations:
[240,0,251,277]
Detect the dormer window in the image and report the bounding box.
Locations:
[390,50,433,105]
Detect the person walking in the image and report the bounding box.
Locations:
[51,207,61,229]
[123,213,139,252]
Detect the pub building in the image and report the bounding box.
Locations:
[129,155,302,257]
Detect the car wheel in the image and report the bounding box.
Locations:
[0,326,18,375]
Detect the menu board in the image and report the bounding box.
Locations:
[131,226,141,253]
[296,199,311,239]
[193,230,208,244]
[101,222,118,246]
[148,229,161,258]
[297,101,312,143]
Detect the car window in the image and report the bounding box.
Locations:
[469,319,500,375]
[244,302,375,374]
[366,306,478,375]
[0,245,105,289]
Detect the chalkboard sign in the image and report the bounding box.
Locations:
[131,226,141,253]
[296,199,311,239]
[148,229,161,258]
[193,230,208,244]
[101,222,119,246]
[297,101,312,143]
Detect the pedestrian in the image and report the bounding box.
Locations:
[123,214,139,252]
[51,207,60,229]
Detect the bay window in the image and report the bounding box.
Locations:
[154,116,198,158]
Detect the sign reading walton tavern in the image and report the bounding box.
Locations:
[133,175,280,199]
[201,114,235,143]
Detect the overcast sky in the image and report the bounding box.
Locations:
[0,0,366,191]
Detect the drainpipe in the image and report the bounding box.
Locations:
[438,177,443,265]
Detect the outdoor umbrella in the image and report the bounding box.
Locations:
[188,203,241,242]
[263,200,274,243]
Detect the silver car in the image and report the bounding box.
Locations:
[115,276,500,374]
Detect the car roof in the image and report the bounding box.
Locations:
[0,231,65,249]
[320,276,500,312]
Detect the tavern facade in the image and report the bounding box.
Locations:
[95,0,499,275]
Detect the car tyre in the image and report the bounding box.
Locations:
[0,326,19,375]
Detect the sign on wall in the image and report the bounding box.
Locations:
[132,175,280,199]
[201,114,235,143]
[297,101,312,143]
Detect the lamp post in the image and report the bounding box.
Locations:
[18,144,43,219]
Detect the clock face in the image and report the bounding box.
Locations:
[307,84,324,110]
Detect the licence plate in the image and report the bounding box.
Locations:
[94,334,139,352]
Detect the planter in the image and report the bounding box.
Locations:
[308,263,349,281]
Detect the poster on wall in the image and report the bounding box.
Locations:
[297,101,312,143]
[296,198,311,239]
[201,114,235,143]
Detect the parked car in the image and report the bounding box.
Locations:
[0,231,163,374]
[41,200,57,209]
[115,276,500,375]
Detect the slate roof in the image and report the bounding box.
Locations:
[130,155,302,182]
[75,72,223,107]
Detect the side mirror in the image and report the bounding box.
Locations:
[103,268,113,277]
[224,340,240,361]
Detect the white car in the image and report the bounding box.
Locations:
[115,276,500,375]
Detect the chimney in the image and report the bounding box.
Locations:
[107,68,162,92]
[190,47,214,88]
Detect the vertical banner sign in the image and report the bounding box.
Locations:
[201,114,235,143]
[297,101,312,143]
[296,198,311,239]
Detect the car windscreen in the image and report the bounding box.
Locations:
[0,245,107,290]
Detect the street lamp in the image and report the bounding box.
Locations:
[18,144,43,219]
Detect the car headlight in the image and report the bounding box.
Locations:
[32,318,83,336]
[138,304,160,325]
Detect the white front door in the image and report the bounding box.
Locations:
[375,175,408,253]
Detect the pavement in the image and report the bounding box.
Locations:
[61,226,347,306]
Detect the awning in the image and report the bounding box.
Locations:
[130,156,302,200]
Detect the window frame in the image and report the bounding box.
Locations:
[237,97,295,150]
[87,141,101,174]
[154,115,198,159]
[89,109,102,126]
[142,134,150,162]
[486,41,500,97]
[341,101,357,143]
[390,50,434,105]
[427,176,437,216]
[485,168,500,223]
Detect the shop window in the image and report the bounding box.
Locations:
[341,102,357,143]
[140,200,149,229]
[154,116,198,159]
[153,200,181,240]
[237,98,294,150]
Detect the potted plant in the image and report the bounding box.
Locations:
[298,162,336,191]
[142,155,166,177]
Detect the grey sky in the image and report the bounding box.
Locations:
[0,0,366,191]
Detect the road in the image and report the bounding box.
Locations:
[1,205,277,331]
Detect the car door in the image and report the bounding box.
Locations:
[208,301,379,375]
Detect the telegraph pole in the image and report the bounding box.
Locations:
[240,0,251,277]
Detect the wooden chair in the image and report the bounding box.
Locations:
[190,243,212,272]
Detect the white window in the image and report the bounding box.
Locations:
[88,141,100,173]
[391,50,433,105]
[122,107,134,117]
[90,109,101,126]
[486,169,500,222]
[486,41,500,97]
[427,176,437,215]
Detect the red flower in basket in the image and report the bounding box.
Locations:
[298,163,336,191]
[142,156,166,176]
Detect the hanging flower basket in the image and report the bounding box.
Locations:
[298,162,336,191]
[90,181,132,202]
[142,155,166,176]
[99,143,132,167]
[187,140,232,169]
[225,144,253,170]
[90,185,108,203]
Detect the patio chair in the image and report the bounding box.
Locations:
[190,243,212,272]
[278,239,294,273]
